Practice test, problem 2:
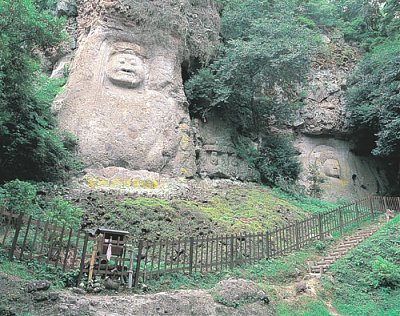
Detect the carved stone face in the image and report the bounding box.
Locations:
[106,51,145,88]
[322,158,341,179]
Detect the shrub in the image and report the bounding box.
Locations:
[256,136,302,188]
[0,179,39,216]
[371,256,400,289]
[44,197,83,229]
[0,180,82,229]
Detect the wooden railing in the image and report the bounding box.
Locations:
[79,195,400,287]
[0,210,87,273]
[1,195,398,287]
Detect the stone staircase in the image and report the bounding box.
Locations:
[308,224,381,276]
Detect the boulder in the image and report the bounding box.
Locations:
[26,280,50,293]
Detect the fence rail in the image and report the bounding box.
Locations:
[1,195,399,287]
[0,210,87,273]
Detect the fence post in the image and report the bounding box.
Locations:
[369,196,375,218]
[383,196,388,212]
[265,231,270,259]
[77,232,89,286]
[9,214,23,261]
[189,237,194,275]
[128,249,134,289]
[355,202,360,221]
[295,221,300,250]
[318,213,324,240]
[339,208,343,235]
[133,240,144,288]
[19,215,32,260]
[230,235,234,268]
[87,235,100,283]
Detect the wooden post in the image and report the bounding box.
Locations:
[55,223,66,268]
[295,221,300,250]
[383,196,388,213]
[77,232,89,286]
[88,235,100,283]
[133,240,144,288]
[19,215,32,260]
[62,228,73,272]
[265,231,270,259]
[369,196,375,218]
[355,202,360,221]
[189,237,194,274]
[339,208,343,235]
[9,214,23,261]
[318,213,324,240]
[128,248,134,289]
[230,235,234,268]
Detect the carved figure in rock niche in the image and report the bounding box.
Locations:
[56,31,196,177]
[309,145,341,179]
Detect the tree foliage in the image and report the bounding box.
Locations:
[0,0,78,182]
[185,0,316,186]
[346,40,400,157]
[0,179,82,229]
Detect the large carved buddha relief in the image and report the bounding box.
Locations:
[56,28,196,177]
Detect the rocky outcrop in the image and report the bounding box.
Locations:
[295,136,390,201]
[194,117,258,181]
[55,0,224,181]
[290,36,393,200]
[55,279,273,316]
[292,36,358,136]
[55,27,197,176]
[294,68,348,136]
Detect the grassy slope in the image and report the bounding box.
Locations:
[323,215,400,316]
[77,185,341,241]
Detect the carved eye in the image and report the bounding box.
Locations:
[120,61,125,64]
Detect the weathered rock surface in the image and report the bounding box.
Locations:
[294,68,348,136]
[57,0,77,17]
[55,280,274,316]
[213,279,270,308]
[194,117,258,181]
[26,280,51,293]
[56,25,196,177]
[56,0,220,180]
[295,136,391,201]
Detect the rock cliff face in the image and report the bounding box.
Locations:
[56,28,196,176]
[55,0,220,181]
[293,38,391,201]
[295,136,390,201]
[54,2,390,199]
[194,116,258,181]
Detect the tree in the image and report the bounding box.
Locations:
[185,0,315,186]
[186,0,316,134]
[346,40,400,157]
[0,0,77,182]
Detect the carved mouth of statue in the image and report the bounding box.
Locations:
[120,68,135,74]
[106,52,145,89]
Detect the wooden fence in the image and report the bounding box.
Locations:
[0,210,87,273]
[80,195,400,288]
[1,195,399,287]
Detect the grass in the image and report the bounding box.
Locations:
[79,185,344,241]
[276,298,331,316]
[198,187,342,233]
[0,248,78,288]
[141,242,323,293]
[323,215,400,316]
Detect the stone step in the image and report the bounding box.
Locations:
[343,238,363,243]
[335,246,353,251]
[309,224,382,276]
